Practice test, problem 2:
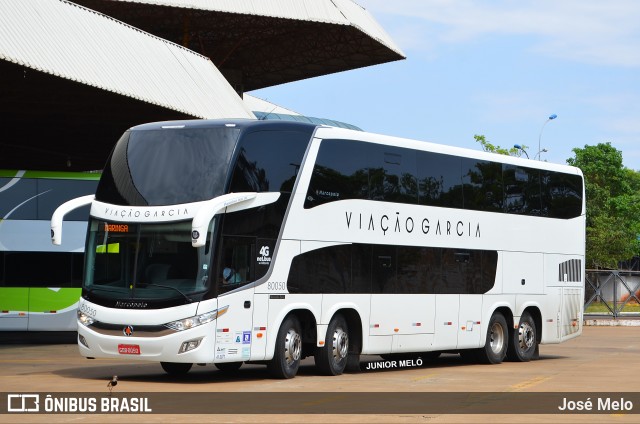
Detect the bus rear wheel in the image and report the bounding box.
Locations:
[507,312,537,362]
[315,314,349,376]
[160,362,192,375]
[267,315,302,379]
[477,312,508,364]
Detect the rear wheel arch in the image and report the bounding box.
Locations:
[286,308,318,358]
[334,308,362,356]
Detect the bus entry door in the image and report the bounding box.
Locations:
[214,237,255,364]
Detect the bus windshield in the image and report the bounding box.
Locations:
[84,219,214,301]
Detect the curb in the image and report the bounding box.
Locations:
[584,319,640,326]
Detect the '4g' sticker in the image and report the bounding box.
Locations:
[257,245,271,265]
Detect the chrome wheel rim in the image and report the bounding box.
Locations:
[331,327,349,362]
[284,328,302,366]
[518,322,535,350]
[489,321,505,354]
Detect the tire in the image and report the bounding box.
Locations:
[160,362,192,375]
[267,315,302,379]
[214,362,243,373]
[345,353,361,373]
[507,312,538,362]
[315,314,349,376]
[477,312,508,364]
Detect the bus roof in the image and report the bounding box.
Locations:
[126,119,582,177]
[128,118,318,133]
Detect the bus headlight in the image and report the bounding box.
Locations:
[164,305,229,331]
[77,310,95,327]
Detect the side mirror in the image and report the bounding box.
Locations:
[51,195,94,245]
[191,192,280,247]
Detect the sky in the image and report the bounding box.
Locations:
[251,0,640,171]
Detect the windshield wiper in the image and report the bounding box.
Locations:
[86,285,125,293]
[138,283,193,303]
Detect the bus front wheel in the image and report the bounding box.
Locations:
[267,315,302,379]
[315,313,349,376]
[507,312,537,362]
[160,362,192,375]
[477,312,508,364]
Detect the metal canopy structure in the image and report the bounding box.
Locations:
[72,0,405,92]
[0,0,253,171]
[0,0,404,171]
[1,60,193,171]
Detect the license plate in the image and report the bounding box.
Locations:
[118,344,140,355]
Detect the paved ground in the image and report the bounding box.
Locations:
[0,325,638,423]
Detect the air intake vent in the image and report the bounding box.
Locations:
[559,259,582,282]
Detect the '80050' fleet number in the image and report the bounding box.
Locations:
[267,282,286,291]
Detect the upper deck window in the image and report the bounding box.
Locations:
[228,129,314,194]
[96,127,240,206]
[97,124,314,207]
[305,138,583,219]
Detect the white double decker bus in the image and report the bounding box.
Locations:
[52,120,585,378]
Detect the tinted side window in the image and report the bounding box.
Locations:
[543,172,583,219]
[372,245,396,293]
[369,145,418,204]
[524,168,543,216]
[230,130,312,193]
[303,138,582,220]
[216,236,255,295]
[0,178,37,219]
[462,159,503,212]
[287,244,351,294]
[417,152,462,208]
[305,139,369,208]
[482,251,499,290]
[0,178,96,221]
[71,252,84,287]
[441,249,483,294]
[286,244,497,294]
[217,191,292,286]
[351,244,372,293]
[2,252,78,287]
[37,179,98,221]
[221,194,291,240]
[421,247,443,293]
[503,165,524,214]
[441,249,465,294]
[503,165,541,215]
[397,246,427,294]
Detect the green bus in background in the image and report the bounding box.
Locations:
[0,170,98,331]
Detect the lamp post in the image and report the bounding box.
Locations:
[514,144,529,159]
[537,114,557,161]
[534,148,548,160]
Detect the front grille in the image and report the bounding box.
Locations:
[89,321,175,338]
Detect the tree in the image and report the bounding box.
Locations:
[474,135,525,157]
[473,136,640,267]
[567,143,640,268]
